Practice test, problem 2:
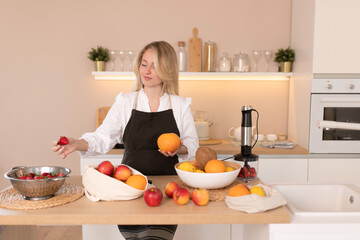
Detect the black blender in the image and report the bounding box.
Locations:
[233,105,259,182]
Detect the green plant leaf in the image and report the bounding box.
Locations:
[88,46,110,62]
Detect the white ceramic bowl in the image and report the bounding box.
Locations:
[175,160,241,189]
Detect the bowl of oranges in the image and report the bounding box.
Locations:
[175,160,241,189]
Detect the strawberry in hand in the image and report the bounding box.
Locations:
[57,136,69,146]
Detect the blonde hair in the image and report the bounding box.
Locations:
[133,41,179,95]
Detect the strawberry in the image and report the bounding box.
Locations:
[57,173,65,177]
[57,136,69,145]
[249,167,257,177]
[19,176,26,179]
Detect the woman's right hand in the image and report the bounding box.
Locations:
[52,137,80,159]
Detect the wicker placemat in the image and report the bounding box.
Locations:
[0,183,84,210]
[177,179,243,202]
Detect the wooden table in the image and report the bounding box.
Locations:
[0,176,290,225]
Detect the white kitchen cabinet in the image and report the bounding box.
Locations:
[269,224,360,240]
[174,225,231,240]
[258,157,308,184]
[313,0,360,74]
[308,158,360,183]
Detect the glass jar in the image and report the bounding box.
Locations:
[237,159,258,183]
[233,52,250,72]
[219,52,231,72]
[177,41,187,72]
[204,40,216,72]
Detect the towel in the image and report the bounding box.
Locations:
[225,184,287,213]
[261,141,296,149]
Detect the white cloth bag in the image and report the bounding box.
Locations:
[225,184,287,213]
[82,165,148,202]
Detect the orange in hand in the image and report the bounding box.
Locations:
[125,174,147,190]
[228,184,250,197]
[204,159,226,173]
[157,133,181,152]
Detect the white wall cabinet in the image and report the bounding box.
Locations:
[313,0,360,74]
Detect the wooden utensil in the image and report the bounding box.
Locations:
[189,27,202,72]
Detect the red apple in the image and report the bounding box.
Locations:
[114,165,132,181]
[97,161,114,176]
[173,187,190,205]
[144,187,163,207]
[164,181,179,198]
[191,188,210,206]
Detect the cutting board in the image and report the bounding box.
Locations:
[199,138,221,146]
[96,107,110,128]
[189,27,202,72]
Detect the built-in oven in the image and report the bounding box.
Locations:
[309,78,360,153]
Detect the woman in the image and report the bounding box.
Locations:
[53,41,199,239]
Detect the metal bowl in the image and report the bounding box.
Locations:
[4,166,71,200]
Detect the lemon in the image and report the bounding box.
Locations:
[195,169,205,173]
[225,167,234,172]
[249,186,266,197]
[178,162,196,172]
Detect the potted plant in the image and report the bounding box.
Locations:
[88,46,110,71]
[274,47,295,72]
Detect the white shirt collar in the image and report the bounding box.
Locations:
[139,88,168,101]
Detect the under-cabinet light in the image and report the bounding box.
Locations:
[92,72,292,81]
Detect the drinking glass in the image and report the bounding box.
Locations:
[264,50,273,72]
[252,50,262,72]
[109,50,118,71]
[118,50,126,71]
[127,50,136,71]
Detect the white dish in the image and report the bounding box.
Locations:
[175,161,240,189]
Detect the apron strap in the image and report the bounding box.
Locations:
[132,91,139,110]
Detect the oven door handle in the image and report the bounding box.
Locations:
[320,97,360,102]
[317,120,360,131]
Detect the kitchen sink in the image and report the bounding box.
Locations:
[273,184,360,216]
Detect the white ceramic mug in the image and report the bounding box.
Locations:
[228,127,241,142]
[254,133,265,142]
[266,134,278,142]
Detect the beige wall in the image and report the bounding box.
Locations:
[0,0,291,189]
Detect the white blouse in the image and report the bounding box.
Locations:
[80,89,199,162]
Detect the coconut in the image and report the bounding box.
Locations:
[195,147,217,171]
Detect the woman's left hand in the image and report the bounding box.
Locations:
[159,140,187,157]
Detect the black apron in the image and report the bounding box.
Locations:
[118,92,179,240]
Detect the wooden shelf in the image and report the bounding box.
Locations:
[92,71,293,81]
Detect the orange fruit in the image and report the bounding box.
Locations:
[228,184,250,197]
[157,133,181,152]
[204,159,226,173]
[125,174,147,190]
